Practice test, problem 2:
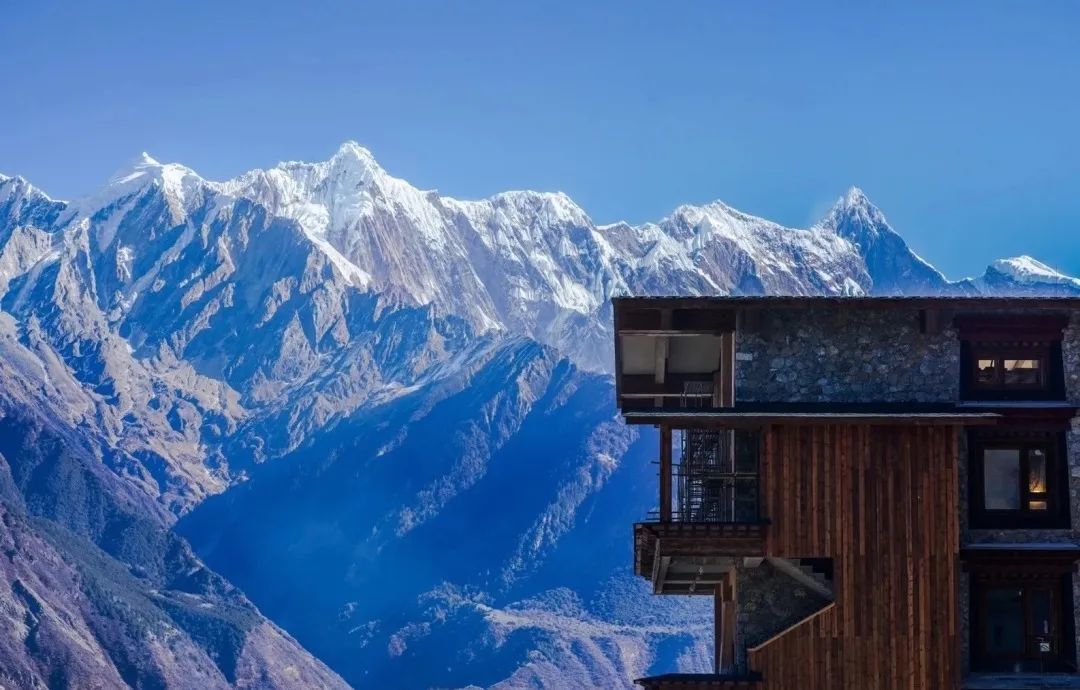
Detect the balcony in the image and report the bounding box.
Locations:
[635,673,762,689]
[635,429,767,594]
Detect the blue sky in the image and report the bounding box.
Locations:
[2,1,1078,279]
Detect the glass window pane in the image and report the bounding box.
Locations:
[977,358,998,384]
[1004,359,1041,385]
[985,588,1024,654]
[1028,449,1048,494]
[984,449,1021,510]
[734,477,758,522]
[1029,588,1053,638]
[1029,500,1049,511]
[734,430,759,474]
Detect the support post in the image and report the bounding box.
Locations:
[714,585,723,674]
[714,330,735,408]
[653,309,671,407]
[659,425,672,523]
[715,572,736,673]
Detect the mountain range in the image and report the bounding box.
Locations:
[0,142,1076,689]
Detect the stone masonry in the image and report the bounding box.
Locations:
[735,307,960,403]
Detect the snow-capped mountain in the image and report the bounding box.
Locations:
[964,255,1080,295]
[0,143,1076,689]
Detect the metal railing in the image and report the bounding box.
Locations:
[673,428,760,523]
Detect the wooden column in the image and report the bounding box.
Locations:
[659,425,672,523]
[653,309,671,407]
[715,572,736,672]
[713,330,735,407]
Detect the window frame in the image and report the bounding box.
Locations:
[971,574,1073,672]
[959,338,1065,401]
[968,431,1068,530]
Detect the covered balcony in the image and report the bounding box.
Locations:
[635,428,768,595]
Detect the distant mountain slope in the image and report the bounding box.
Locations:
[0,409,347,690]
[0,144,1076,688]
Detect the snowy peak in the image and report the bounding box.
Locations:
[58,151,212,222]
[107,152,202,189]
[328,140,383,174]
[820,186,888,235]
[815,186,948,294]
[0,174,66,230]
[990,256,1080,286]
[110,152,162,180]
[969,255,1080,295]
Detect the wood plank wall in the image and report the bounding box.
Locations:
[748,424,961,690]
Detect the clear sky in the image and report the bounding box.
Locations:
[2,1,1078,279]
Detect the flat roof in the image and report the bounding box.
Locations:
[613,295,1080,310]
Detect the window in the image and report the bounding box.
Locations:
[972,574,1074,672]
[958,329,1066,401]
[969,433,1067,529]
[971,347,1047,391]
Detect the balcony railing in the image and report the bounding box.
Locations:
[668,428,761,523]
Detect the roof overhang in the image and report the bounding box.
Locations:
[613,295,1080,311]
[622,403,1001,427]
[961,543,1080,573]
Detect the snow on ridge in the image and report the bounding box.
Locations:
[0,174,62,205]
[7,141,1079,372]
[991,256,1080,287]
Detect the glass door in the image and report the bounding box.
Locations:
[975,580,1067,672]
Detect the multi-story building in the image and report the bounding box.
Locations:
[612,296,1080,690]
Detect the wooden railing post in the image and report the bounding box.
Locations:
[659,425,672,522]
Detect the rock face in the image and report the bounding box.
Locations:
[0,144,1077,689]
[0,411,348,690]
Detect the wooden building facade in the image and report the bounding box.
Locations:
[614,297,1080,690]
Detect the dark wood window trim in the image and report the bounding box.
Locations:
[960,340,1065,401]
[968,430,1069,530]
[956,314,1067,401]
[970,568,1077,673]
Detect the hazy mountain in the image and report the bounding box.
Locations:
[0,143,1075,688]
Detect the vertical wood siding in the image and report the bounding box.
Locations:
[748,424,960,690]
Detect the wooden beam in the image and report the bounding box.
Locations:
[737,307,762,332]
[652,551,671,594]
[653,310,671,407]
[919,308,944,335]
[613,302,624,407]
[714,585,723,674]
[714,572,736,673]
[618,329,725,337]
[714,331,735,407]
[659,425,672,523]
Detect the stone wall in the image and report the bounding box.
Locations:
[1064,312,1080,405]
[734,308,959,403]
[734,560,830,672]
